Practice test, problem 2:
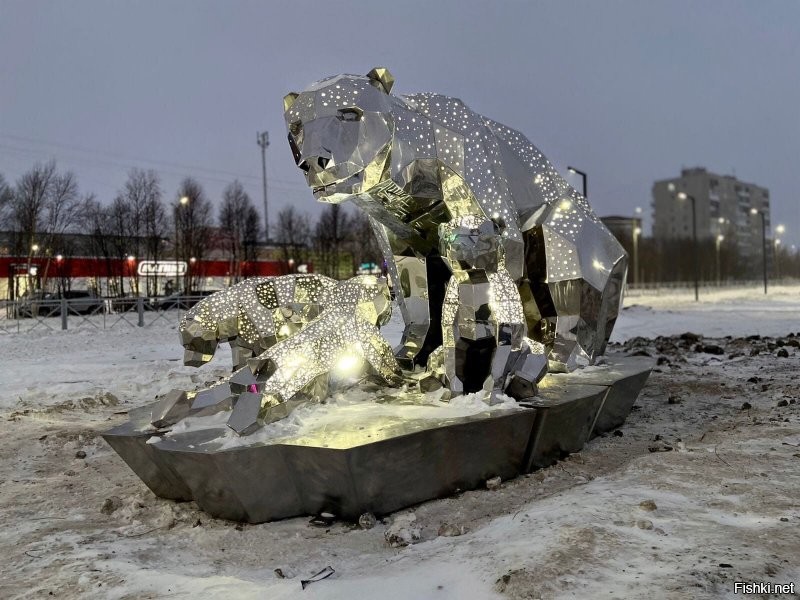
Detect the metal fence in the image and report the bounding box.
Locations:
[0,295,208,333]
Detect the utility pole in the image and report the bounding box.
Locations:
[257,131,270,244]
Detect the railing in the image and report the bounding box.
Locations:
[0,294,210,333]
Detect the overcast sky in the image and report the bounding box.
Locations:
[1,0,798,247]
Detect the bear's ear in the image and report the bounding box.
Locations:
[366,67,394,94]
[283,92,299,112]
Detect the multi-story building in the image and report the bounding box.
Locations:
[652,167,771,257]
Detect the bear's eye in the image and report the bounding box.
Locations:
[337,107,363,122]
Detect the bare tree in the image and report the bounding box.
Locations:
[121,170,169,295]
[81,196,116,296]
[219,181,261,282]
[274,206,310,274]
[0,173,12,230]
[9,161,56,259]
[175,178,212,292]
[8,161,82,294]
[348,211,383,276]
[312,204,351,279]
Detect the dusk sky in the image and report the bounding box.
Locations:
[1,0,798,247]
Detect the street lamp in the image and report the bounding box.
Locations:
[750,207,767,294]
[676,192,699,301]
[567,166,587,198]
[633,207,643,285]
[774,224,786,280]
[715,234,724,286]
[175,196,190,293]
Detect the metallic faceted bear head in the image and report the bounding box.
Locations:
[283,67,396,204]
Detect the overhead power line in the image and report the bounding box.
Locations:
[0,132,309,189]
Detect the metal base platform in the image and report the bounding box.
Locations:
[103,356,653,523]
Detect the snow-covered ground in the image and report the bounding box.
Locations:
[0,285,798,598]
[615,284,800,341]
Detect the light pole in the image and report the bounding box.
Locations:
[677,192,699,301]
[175,195,189,292]
[567,166,587,198]
[715,234,724,286]
[257,131,270,244]
[750,207,767,295]
[633,206,643,285]
[774,224,785,280]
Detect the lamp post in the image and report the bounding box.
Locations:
[633,206,643,285]
[677,192,699,301]
[750,208,767,295]
[715,234,724,286]
[567,166,587,198]
[175,195,189,292]
[774,224,785,281]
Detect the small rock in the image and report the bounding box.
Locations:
[779,517,789,522]
[358,512,377,530]
[384,513,420,547]
[667,395,681,405]
[701,344,725,355]
[64,470,77,477]
[680,332,700,342]
[786,339,800,348]
[740,402,752,410]
[438,523,467,537]
[719,563,733,568]
[776,348,789,358]
[777,399,789,407]
[636,519,654,530]
[639,500,657,511]
[648,441,673,453]
[101,496,123,515]
[628,349,651,357]
[75,450,87,459]
[613,430,624,437]
[486,476,502,490]
[656,356,670,365]
[749,348,760,356]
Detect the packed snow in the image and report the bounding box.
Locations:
[0,283,798,598]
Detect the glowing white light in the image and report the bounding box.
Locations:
[334,352,362,376]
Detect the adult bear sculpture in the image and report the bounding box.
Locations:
[284,67,627,374]
[171,67,628,434]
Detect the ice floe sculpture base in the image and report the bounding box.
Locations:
[103,356,653,523]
